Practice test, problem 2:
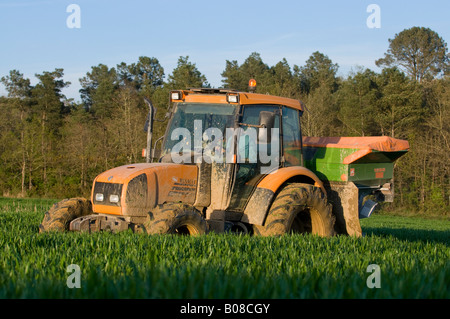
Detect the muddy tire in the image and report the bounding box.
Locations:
[253,183,335,237]
[144,203,208,235]
[39,198,93,233]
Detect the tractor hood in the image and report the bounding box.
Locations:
[91,163,198,217]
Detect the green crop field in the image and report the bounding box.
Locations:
[0,197,449,299]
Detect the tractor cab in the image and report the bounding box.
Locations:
[152,87,312,230]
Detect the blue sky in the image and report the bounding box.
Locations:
[0,0,449,101]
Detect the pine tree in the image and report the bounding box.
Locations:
[79,64,118,118]
[376,27,449,82]
[1,70,32,195]
[32,68,70,194]
[167,56,208,89]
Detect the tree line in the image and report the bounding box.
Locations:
[0,26,448,215]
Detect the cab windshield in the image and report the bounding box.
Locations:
[161,103,238,159]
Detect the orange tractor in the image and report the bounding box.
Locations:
[39,83,409,237]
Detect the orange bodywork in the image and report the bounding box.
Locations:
[303,136,410,164]
[256,166,326,194]
[239,92,304,111]
[174,89,304,112]
[184,94,229,104]
[92,163,198,217]
[302,136,410,151]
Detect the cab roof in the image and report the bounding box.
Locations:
[172,88,304,112]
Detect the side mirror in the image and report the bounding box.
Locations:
[258,111,275,144]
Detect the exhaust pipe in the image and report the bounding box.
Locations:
[143,98,155,164]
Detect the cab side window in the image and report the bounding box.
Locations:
[282,107,302,166]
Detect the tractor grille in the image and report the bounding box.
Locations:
[93,182,123,207]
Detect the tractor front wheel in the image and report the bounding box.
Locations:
[253,183,335,237]
[144,203,208,235]
[39,198,93,233]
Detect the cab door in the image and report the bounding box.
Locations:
[282,106,303,167]
[227,105,281,211]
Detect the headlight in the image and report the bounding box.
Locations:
[109,195,119,203]
[95,193,104,202]
[171,91,183,101]
[93,182,123,206]
[227,93,239,103]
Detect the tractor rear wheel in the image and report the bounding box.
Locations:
[39,198,93,233]
[253,183,335,237]
[144,203,208,235]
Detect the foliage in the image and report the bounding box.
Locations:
[222,52,271,92]
[376,26,450,82]
[0,197,448,298]
[167,56,208,89]
[0,27,449,215]
[335,67,379,136]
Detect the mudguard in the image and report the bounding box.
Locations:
[240,166,325,226]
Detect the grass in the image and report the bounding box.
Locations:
[0,197,449,299]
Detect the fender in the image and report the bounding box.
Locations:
[240,166,325,226]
